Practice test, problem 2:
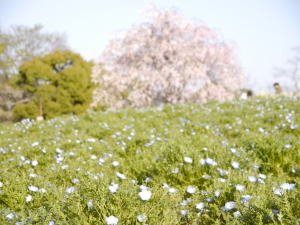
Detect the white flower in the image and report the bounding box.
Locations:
[233,211,241,217]
[49,221,55,225]
[240,195,253,204]
[116,172,126,180]
[186,185,197,194]
[111,161,119,167]
[200,158,218,166]
[28,186,39,192]
[172,168,179,174]
[284,144,292,149]
[273,189,282,196]
[66,187,76,194]
[106,215,119,225]
[31,142,39,147]
[87,138,96,143]
[168,188,177,193]
[196,202,205,210]
[139,189,152,201]
[91,155,97,160]
[29,173,38,178]
[137,214,147,222]
[72,178,80,184]
[108,182,119,193]
[231,161,240,169]
[6,213,15,219]
[214,190,221,198]
[26,195,33,202]
[184,157,193,164]
[87,200,94,209]
[235,184,245,191]
[280,183,296,190]
[248,176,257,182]
[0,181,3,188]
[180,210,187,216]
[31,160,38,166]
[258,174,267,179]
[39,188,47,193]
[221,201,236,211]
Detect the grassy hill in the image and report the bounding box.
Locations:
[0,97,299,224]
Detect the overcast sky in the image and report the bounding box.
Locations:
[1,0,300,92]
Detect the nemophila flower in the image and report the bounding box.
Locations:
[258,178,265,184]
[258,174,267,179]
[98,158,106,165]
[87,200,94,209]
[26,195,33,202]
[200,158,217,166]
[168,188,177,193]
[72,178,80,184]
[235,184,245,191]
[240,195,253,204]
[31,142,39,147]
[65,187,76,194]
[186,186,197,194]
[184,157,193,164]
[230,148,237,153]
[91,155,97,160]
[39,188,46,193]
[221,201,236,211]
[218,178,227,183]
[273,189,282,196]
[49,221,55,225]
[280,183,296,190]
[272,209,280,215]
[31,160,38,166]
[108,182,119,193]
[233,211,241,217]
[139,189,152,201]
[116,172,126,180]
[217,168,228,176]
[248,176,257,182]
[87,138,96,143]
[202,175,211,179]
[111,161,119,167]
[6,213,15,219]
[106,215,119,225]
[231,161,240,169]
[180,210,187,216]
[172,168,179,174]
[137,214,147,222]
[284,144,292,149]
[214,190,221,198]
[196,202,205,210]
[61,165,69,170]
[28,186,39,192]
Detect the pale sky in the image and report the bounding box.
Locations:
[1,0,300,92]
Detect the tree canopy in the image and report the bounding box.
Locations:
[13,50,94,121]
[92,7,243,110]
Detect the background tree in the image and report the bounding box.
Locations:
[0,24,68,81]
[273,46,300,93]
[13,50,94,121]
[92,7,244,110]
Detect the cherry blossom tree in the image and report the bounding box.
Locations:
[92,7,244,110]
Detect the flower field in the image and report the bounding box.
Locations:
[0,97,299,224]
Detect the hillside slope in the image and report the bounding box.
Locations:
[0,97,299,224]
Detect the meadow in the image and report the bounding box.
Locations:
[0,97,299,224]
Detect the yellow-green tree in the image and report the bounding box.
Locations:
[13,50,94,121]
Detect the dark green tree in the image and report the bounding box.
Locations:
[13,50,94,121]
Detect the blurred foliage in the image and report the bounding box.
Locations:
[13,50,94,121]
[0,24,68,80]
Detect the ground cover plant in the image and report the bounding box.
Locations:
[0,97,299,224]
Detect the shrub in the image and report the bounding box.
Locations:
[13,50,94,120]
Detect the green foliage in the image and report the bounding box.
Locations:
[12,102,39,121]
[0,97,299,224]
[13,50,94,120]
